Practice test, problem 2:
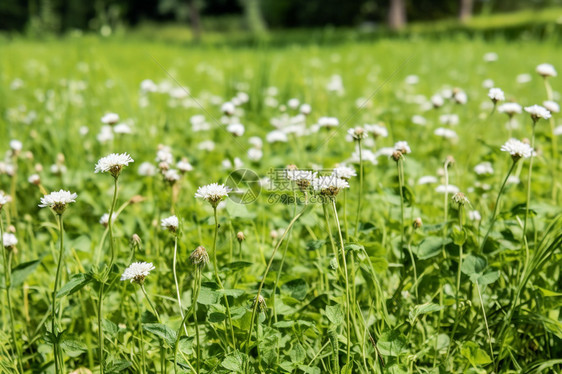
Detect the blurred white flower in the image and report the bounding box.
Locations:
[248,148,263,161]
[365,124,388,138]
[288,98,300,109]
[10,140,22,152]
[28,174,40,185]
[3,233,17,248]
[543,100,560,113]
[318,116,339,128]
[221,101,236,116]
[113,123,132,134]
[483,52,498,62]
[435,184,460,194]
[501,138,534,160]
[161,215,179,232]
[516,73,532,84]
[198,140,216,151]
[468,210,481,221]
[266,130,288,143]
[248,136,263,149]
[313,176,349,196]
[524,105,551,121]
[99,213,114,227]
[412,115,427,126]
[536,63,557,78]
[482,79,494,89]
[95,153,134,177]
[417,176,438,185]
[474,162,494,175]
[163,169,181,183]
[332,164,356,180]
[140,79,158,92]
[394,141,411,154]
[227,123,245,137]
[405,75,419,85]
[177,159,193,173]
[101,113,119,125]
[121,262,155,283]
[347,127,368,140]
[431,94,444,108]
[439,114,459,126]
[488,88,505,103]
[0,191,12,208]
[498,102,522,116]
[138,162,157,177]
[39,190,77,214]
[300,103,311,115]
[434,127,458,139]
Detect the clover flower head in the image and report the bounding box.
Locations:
[39,190,77,214]
[120,262,155,284]
[95,153,134,178]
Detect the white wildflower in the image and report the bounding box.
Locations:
[488,88,505,103]
[501,138,534,161]
[120,262,155,284]
[161,215,179,232]
[543,100,560,114]
[101,113,119,125]
[95,153,134,177]
[138,162,157,177]
[39,190,77,214]
[524,105,551,122]
[536,63,557,78]
[195,183,232,207]
[3,233,17,249]
[474,162,494,175]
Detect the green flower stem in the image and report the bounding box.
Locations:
[522,124,536,276]
[135,292,146,374]
[173,269,198,374]
[331,198,352,368]
[99,177,119,374]
[354,139,364,236]
[480,160,517,251]
[406,231,418,301]
[1,213,24,374]
[245,208,306,356]
[193,268,201,374]
[173,235,188,336]
[442,159,452,258]
[455,205,464,310]
[322,203,341,274]
[475,280,495,368]
[397,158,406,259]
[52,214,66,374]
[212,207,235,348]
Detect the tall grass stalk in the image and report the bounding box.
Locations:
[172,234,188,336]
[1,211,24,373]
[354,140,364,237]
[52,214,66,373]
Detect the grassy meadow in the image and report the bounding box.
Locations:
[0,35,561,373]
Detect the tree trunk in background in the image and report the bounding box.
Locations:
[188,0,201,42]
[242,0,268,38]
[388,0,406,31]
[459,0,474,23]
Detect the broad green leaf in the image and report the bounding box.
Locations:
[377,330,408,357]
[198,287,221,305]
[461,255,487,277]
[60,337,87,358]
[325,304,344,325]
[221,350,246,372]
[415,237,450,260]
[11,259,42,287]
[143,323,177,345]
[409,302,443,323]
[106,360,132,372]
[281,278,308,301]
[57,273,92,298]
[477,271,500,286]
[461,341,492,367]
[102,319,118,336]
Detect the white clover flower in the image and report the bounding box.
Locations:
[318,117,339,128]
[248,148,263,161]
[195,183,232,207]
[95,153,134,178]
[266,130,288,143]
[221,101,236,115]
[113,123,132,134]
[10,140,22,152]
[288,98,300,109]
[468,210,481,221]
[453,91,467,105]
[161,215,179,232]
[431,94,444,108]
[177,159,193,173]
[543,100,560,114]
[394,141,411,154]
[482,79,494,89]
[313,175,349,197]
[524,105,551,122]
[0,191,12,209]
[350,148,378,165]
[300,103,311,115]
[236,92,249,103]
[39,190,77,214]
[3,233,17,249]
[435,184,460,194]
[434,128,458,139]
[163,169,181,183]
[474,162,494,175]
[332,164,356,180]
[101,113,119,125]
[50,164,67,175]
[140,79,158,92]
[97,125,114,143]
[484,52,498,62]
[488,88,505,103]
[99,213,114,227]
[439,114,459,126]
[501,138,534,161]
[198,140,216,151]
[120,262,155,284]
[227,123,245,137]
[412,115,427,126]
[286,169,317,190]
[347,127,368,140]
[156,148,174,164]
[248,136,263,149]
[138,162,156,177]
[498,102,522,116]
[364,124,388,138]
[417,176,438,185]
[517,73,532,84]
[536,63,557,78]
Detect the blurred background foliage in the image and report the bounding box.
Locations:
[1,0,562,43]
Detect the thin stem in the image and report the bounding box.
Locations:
[354,140,364,236]
[245,209,306,355]
[173,271,197,374]
[476,281,495,368]
[194,269,201,374]
[173,235,188,336]
[442,159,451,258]
[212,207,235,348]
[406,233,418,301]
[456,206,464,311]
[332,198,352,368]
[108,178,119,270]
[397,158,406,258]
[322,203,341,273]
[480,160,517,251]
[135,291,146,374]
[52,214,65,374]
[1,213,24,374]
[140,283,161,322]
[521,125,536,276]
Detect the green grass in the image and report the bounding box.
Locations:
[0,35,561,373]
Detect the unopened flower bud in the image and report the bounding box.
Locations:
[237,231,246,242]
[413,217,422,229]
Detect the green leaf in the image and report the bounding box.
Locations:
[221,350,246,372]
[198,286,221,305]
[106,360,132,372]
[102,319,119,337]
[415,237,450,260]
[60,337,87,358]
[226,201,256,219]
[477,271,500,286]
[306,240,325,251]
[460,341,492,367]
[223,261,253,271]
[143,323,177,346]
[325,305,344,326]
[298,365,321,374]
[377,330,408,357]
[461,254,488,283]
[57,273,92,298]
[409,303,443,323]
[11,259,42,287]
[281,279,308,301]
[452,226,467,246]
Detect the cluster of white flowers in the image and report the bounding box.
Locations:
[161,215,179,232]
[501,138,534,160]
[39,190,78,214]
[3,233,18,249]
[95,153,134,177]
[120,262,155,283]
[195,183,232,207]
[312,175,350,196]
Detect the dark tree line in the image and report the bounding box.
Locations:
[0,0,559,34]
